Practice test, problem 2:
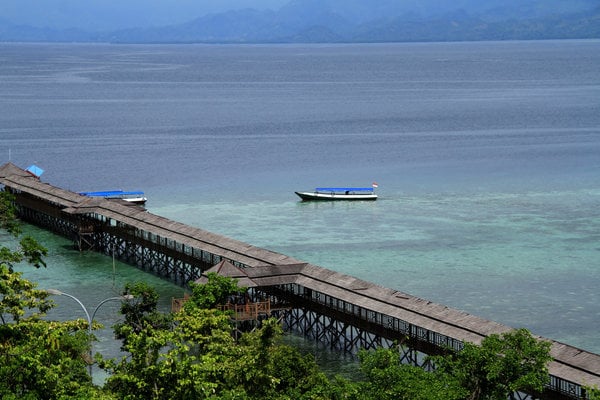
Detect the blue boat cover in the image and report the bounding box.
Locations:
[79,190,144,197]
[315,187,373,192]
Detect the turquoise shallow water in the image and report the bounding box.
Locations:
[7,226,184,382]
[151,187,600,353]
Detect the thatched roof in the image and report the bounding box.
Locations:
[195,260,259,288]
[0,162,36,179]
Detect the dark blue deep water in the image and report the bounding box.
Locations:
[1,40,599,359]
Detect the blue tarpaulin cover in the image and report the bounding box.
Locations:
[26,165,44,177]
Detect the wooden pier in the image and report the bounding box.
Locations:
[1,162,599,400]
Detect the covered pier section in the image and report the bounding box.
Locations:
[0,162,300,283]
[196,261,600,400]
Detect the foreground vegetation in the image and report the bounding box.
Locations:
[1,191,598,399]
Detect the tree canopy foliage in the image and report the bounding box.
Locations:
[99,272,556,400]
[0,191,108,399]
[433,328,552,400]
[184,272,246,310]
[101,274,333,399]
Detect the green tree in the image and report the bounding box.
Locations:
[436,328,552,400]
[0,319,93,399]
[103,276,336,399]
[0,192,47,272]
[102,307,237,399]
[234,317,333,399]
[356,347,465,400]
[0,191,109,398]
[586,386,600,400]
[0,190,21,236]
[184,272,245,310]
[113,281,172,345]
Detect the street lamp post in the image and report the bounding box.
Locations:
[46,289,133,377]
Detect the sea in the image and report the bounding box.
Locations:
[1,40,599,373]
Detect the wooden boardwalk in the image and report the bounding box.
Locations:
[1,162,598,399]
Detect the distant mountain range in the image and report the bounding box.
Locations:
[1,0,599,43]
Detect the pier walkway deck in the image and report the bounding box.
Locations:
[1,162,598,399]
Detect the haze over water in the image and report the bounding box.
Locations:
[1,40,599,354]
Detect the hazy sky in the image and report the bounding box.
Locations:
[0,0,289,30]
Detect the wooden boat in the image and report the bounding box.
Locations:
[295,187,377,201]
[79,190,147,205]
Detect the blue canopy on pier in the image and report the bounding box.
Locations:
[25,165,44,178]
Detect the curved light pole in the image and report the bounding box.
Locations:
[46,289,133,377]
